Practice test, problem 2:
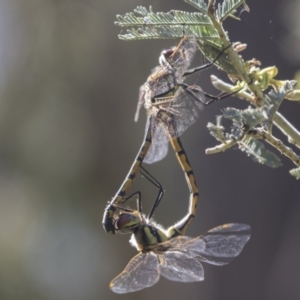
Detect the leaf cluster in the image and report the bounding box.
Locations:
[115,0,300,178]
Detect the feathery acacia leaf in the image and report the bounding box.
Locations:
[183,0,208,13]
[116,7,212,27]
[207,122,226,143]
[215,0,249,22]
[222,106,269,129]
[116,6,221,40]
[239,139,282,168]
[116,0,300,176]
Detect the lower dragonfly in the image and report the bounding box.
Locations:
[103,120,199,234]
[103,37,231,234]
[110,167,251,293]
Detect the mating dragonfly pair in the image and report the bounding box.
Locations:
[103,37,250,293]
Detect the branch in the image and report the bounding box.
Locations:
[206,139,237,154]
[207,0,265,106]
[211,75,300,149]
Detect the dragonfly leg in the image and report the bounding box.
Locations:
[183,44,232,77]
[121,191,142,214]
[180,82,242,106]
[201,87,243,105]
[140,166,165,220]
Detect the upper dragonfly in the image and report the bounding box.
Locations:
[109,167,251,293]
[135,36,227,164]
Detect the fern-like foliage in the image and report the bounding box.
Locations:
[197,39,241,75]
[207,122,226,143]
[115,0,247,40]
[239,138,282,168]
[264,81,297,131]
[267,81,297,106]
[116,7,212,26]
[215,0,249,22]
[115,1,247,75]
[116,7,219,40]
[183,0,208,13]
[115,0,300,176]
[207,80,299,170]
[223,106,269,129]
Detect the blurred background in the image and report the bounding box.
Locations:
[0,0,299,299]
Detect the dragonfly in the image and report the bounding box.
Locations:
[109,167,251,294]
[103,37,231,234]
[135,36,232,164]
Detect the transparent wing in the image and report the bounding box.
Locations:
[169,37,197,80]
[144,140,169,164]
[181,223,251,266]
[159,251,204,282]
[149,70,177,99]
[110,253,160,294]
[168,86,205,138]
[144,116,169,164]
[147,85,205,142]
[134,85,146,122]
[144,85,205,163]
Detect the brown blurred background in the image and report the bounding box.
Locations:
[0,0,299,299]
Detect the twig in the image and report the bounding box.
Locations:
[211,75,300,149]
[207,0,265,106]
[206,139,237,154]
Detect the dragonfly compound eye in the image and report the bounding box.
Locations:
[162,48,174,59]
[114,213,141,233]
[159,48,175,66]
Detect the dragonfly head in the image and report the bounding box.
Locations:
[159,47,175,67]
[113,211,142,234]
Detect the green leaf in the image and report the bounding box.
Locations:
[116,6,222,40]
[184,0,248,21]
[239,138,282,168]
[184,0,208,14]
[118,26,185,40]
[267,80,297,106]
[229,121,244,140]
[264,80,297,131]
[222,106,269,128]
[197,40,240,75]
[290,167,300,179]
[207,122,226,143]
[215,0,249,22]
[116,7,212,27]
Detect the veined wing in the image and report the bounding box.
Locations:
[159,251,204,282]
[135,85,146,122]
[144,116,169,164]
[135,69,176,123]
[167,85,205,138]
[179,223,251,266]
[144,85,206,163]
[144,139,169,164]
[167,37,197,81]
[110,252,160,294]
[148,85,205,142]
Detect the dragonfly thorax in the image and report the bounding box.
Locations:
[130,222,168,252]
[145,70,177,101]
